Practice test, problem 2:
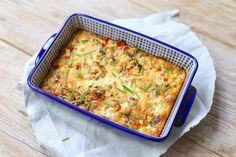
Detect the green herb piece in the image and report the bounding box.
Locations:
[149,115,161,125]
[122,84,140,98]
[135,46,142,52]
[93,38,100,43]
[163,66,170,72]
[130,113,141,120]
[131,79,135,87]
[78,90,89,104]
[99,48,106,55]
[138,64,144,74]
[89,54,93,60]
[111,72,117,77]
[70,58,79,62]
[133,92,140,99]
[155,89,161,95]
[116,87,126,93]
[88,65,92,73]
[162,84,171,92]
[62,137,70,142]
[77,70,83,79]
[137,58,144,75]
[64,59,71,67]
[59,95,67,100]
[142,84,152,92]
[70,52,76,67]
[105,102,116,108]
[78,50,96,56]
[81,39,89,43]
[71,87,76,96]
[127,101,133,107]
[65,68,70,85]
[111,56,116,62]
[137,58,144,65]
[122,84,134,93]
[87,103,92,110]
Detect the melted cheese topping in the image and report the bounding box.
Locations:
[40,29,186,137]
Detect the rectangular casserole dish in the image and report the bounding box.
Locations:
[27,13,198,141]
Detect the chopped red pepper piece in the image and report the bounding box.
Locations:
[69,47,74,53]
[51,88,60,96]
[123,46,129,51]
[101,37,109,47]
[117,40,126,47]
[64,55,70,59]
[53,64,60,69]
[101,37,109,43]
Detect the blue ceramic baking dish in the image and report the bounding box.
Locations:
[27,13,198,141]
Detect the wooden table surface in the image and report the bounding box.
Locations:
[0,0,236,157]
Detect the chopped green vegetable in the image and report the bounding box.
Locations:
[78,50,96,56]
[134,92,140,99]
[99,48,106,55]
[162,84,171,92]
[77,70,83,79]
[122,84,133,93]
[71,87,76,96]
[105,102,116,108]
[111,56,116,62]
[138,64,144,74]
[122,84,140,98]
[111,72,117,77]
[136,47,142,52]
[64,59,71,67]
[137,58,144,75]
[142,84,152,92]
[89,54,93,60]
[93,38,100,43]
[127,101,133,107]
[155,89,161,95]
[163,66,170,72]
[88,65,92,73]
[130,113,141,120]
[65,68,70,85]
[87,103,92,110]
[59,95,67,99]
[137,58,144,65]
[154,84,172,95]
[62,137,70,142]
[78,88,90,104]
[149,115,161,125]
[131,79,136,87]
[81,39,89,43]
[116,87,126,93]
[70,52,76,67]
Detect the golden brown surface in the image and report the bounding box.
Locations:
[1,0,236,156]
[40,30,186,136]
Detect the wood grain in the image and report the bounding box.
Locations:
[0,40,52,156]
[0,0,235,157]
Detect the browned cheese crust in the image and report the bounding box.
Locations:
[40,29,186,137]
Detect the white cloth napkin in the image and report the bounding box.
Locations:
[17,10,216,157]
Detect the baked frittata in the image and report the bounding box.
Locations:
[40,29,186,136]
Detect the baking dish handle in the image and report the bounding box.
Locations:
[174,85,197,126]
[35,33,57,65]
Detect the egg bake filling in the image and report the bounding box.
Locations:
[40,29,186,137]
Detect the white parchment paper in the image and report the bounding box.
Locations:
[17,10,216,157]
